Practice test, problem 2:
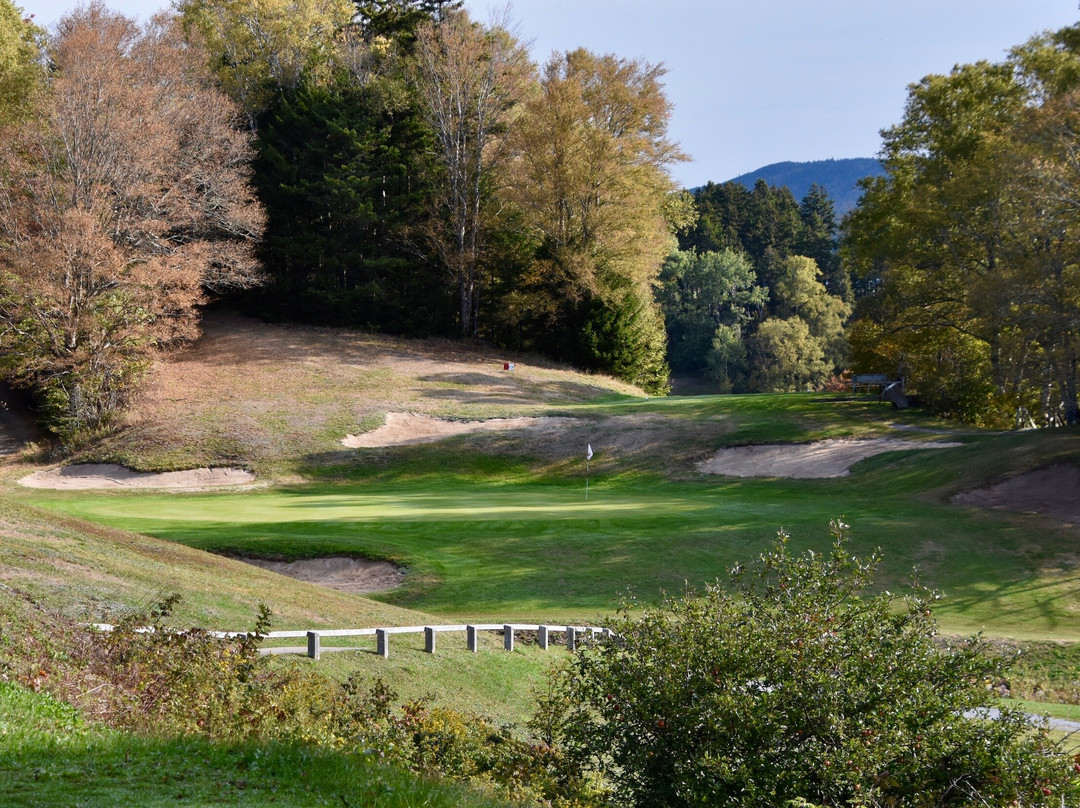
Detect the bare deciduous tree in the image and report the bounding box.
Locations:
[412,9,531,337]
[0,2,264,434]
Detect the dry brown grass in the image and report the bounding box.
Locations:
[80,311,644,475]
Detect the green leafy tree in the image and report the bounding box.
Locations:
[0,0,44,126]
[178,0,354,119]
[353,0,462,39]
[845,25,1080,425]
[746,255,849,391]
[535,524,1078,808]
[657,248,766,388]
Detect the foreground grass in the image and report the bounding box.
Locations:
[0,684,515,808]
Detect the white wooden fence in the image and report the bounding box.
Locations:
[90,622,613,660]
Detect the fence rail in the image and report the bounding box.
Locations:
[90,622,614,660]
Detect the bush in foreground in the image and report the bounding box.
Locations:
[533,522,1079,807]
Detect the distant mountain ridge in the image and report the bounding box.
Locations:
[725,158,885,215]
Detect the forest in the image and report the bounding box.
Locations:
[0,0,1078,434]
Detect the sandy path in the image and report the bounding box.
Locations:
[696,438,963,478]
[19,464,256,490]
[236,556,404,594]
[342,412,578,448]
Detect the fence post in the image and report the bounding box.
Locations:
[566,626,576,652]
[538,625,548,650]
[467,625,478,653]
[376,628,389,658]
[503,624,514,652]
[424,626,435,654]
[306,631,320,660]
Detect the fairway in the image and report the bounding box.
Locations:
[24,419,1080,640]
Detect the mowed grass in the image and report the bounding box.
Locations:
[18,393,1080,640]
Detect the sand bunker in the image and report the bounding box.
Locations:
[236,556,405,594]
[697,438,963,479]
[342,411,577,448]
[19,463,255,490]
[952,464,1080,524]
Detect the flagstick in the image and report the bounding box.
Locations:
[585,457,590,502]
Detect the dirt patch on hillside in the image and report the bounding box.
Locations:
[19,464,256,490]
[236,556,405,594]
[951,465,1080,524]
[342,412,579,448]
[696,438,963,479]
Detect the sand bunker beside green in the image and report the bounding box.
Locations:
[19,464,255,490]
[341,412,578,448]
[235,555,406,593]
[696,438,963,478]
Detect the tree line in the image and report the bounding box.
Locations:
[0,0,687,436]
[2,0,1077,433]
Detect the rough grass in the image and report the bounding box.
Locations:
[0,683,517,808]
[269,633,559,727]
[0,499,432,630]
[63,311,643,477]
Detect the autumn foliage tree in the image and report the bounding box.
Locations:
[0,3,263,435]
[502,49,684,392]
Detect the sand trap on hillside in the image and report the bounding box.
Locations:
[342,412,578,448]
[952,464,1080,524]
[237,556,405,594]
[697,438,963,479]
[19,464,255,490]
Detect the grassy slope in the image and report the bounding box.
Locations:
[0,499,433,631]
[63,311,643,476]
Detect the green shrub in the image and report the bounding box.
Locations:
[332,675,597,806]
[533,522,1080,807]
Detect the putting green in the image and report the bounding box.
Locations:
[57,487,704,523]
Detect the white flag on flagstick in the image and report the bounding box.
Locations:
[586,444,593,461]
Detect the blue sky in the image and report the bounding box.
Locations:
[24,0,1080,187]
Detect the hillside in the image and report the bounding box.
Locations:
[56,310,645,477]
[726,157,885,214]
